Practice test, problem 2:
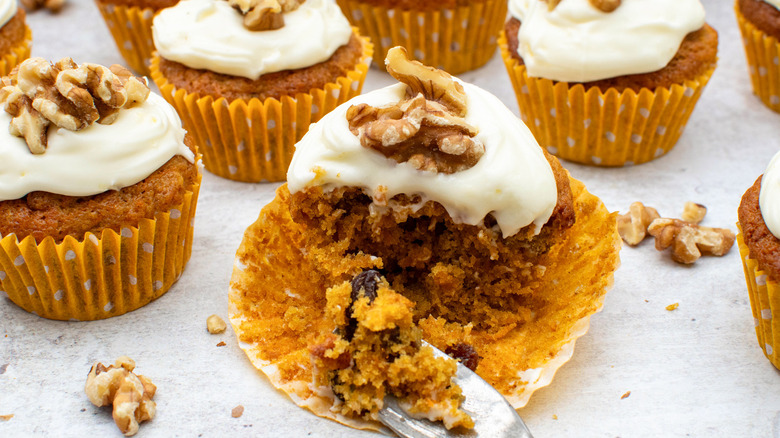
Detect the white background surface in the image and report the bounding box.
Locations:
[2,0,780,437]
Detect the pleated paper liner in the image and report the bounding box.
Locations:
[0,176,201,321]
[498,32,715,167]
[95,1,156,76]
[335,0,505,75]
[0,25,31,78]
[228,176,620,430]
[735,3,780,113]
[737,226,780,370]
[149,34,372,183]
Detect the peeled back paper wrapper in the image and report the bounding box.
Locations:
[336,0,506,75]
[0,24,31,78]
[228,176,621,430]
[498,32,715,167]
[735,3,780,114]
[0,176,200,321]
[95,1,157,76]
[737,227,780,370]
[149,33,372,183]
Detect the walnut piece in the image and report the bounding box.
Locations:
[1,58,150,154]
[589,0,621,12]
[544,0,561,10]
[207,314,227,334]
[227,0,305,31]
[231,405,245,418]
[617,202,659,246]
[385,46,467,117]
[681,202,707,224]
[647,218,735,265]
[20,0,65,12]
[85,356,156,437]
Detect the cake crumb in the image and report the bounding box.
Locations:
[666,303,679,311]
[621,391,631,399]
[207,314,227,334]
[0,414,13,421]
[552,414,558,420]
[231,405,244,418]
[216,341,227,347]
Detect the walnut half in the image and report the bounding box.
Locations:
[227,0,305,31]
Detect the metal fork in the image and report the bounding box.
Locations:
[378,341,535,438]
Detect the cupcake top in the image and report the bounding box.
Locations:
[508,0,706,82]
[0,0,16,28]
[0,58,194,201]
[152,0,353,80]
[287,47,558,238]
[760,151,780,238]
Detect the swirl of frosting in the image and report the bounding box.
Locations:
[508,0,706,83]
[0,0,16,29]
[760,151,780,238]
[0,93,195,201]
[152,0,353,80]
[287,82,558,238]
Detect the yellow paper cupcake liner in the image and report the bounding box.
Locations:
[336,0,505,75]
[737,227,780,370]
[228,176,620,430]
[498,31,715,167]
[0,175,201,321]
[95,0,157,76]
[149,34,372,183]
[735,3,780,113]
[0,25,32,78]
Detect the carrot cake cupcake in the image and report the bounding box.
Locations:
[738,151,780,370]
[336,0,505,75]
[736,0,780,113]
[0,0,31,77]
[149,0,372,182]
[95,0,178,76]
[0,57,200,321]
[500,0,718,166]
[229,47,620,430]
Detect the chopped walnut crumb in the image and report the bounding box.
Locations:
[666,303,679,311]
[617,202,659,246]
[85,357,156,437]
[347,47,484,174]
[0,414,13,421]
[589,0,621,12]
[681,202,707,224]
[217,341,227,347]
[207,314,227,334]
[0,58,149,154]
[231,405,245,418]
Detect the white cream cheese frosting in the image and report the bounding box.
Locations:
[287,82,558,238]
[763,0,780,11]
[152,0,353,80]
[508,0,706,83]
[0,93,195,201]
[760,151,780,238]
[0,0,17,29]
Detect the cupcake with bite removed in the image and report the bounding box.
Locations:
[499,0,717,166]
[229,47,620,430]
[94,0,178,76]
[0,57,200,321]
[335,0,506,75]
[0,0,31,77]
[735,0,780,113]
[149,0,372,182]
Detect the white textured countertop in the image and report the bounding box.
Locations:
[2,0,780,437]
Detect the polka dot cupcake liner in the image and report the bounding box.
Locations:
[498,31,715,167]
[737,227,780,370]
[0,176,201,321]
[149,32,372,183]
[0,24,31,78]
[95,1,157,76]
[735,2,780,113]
[335,0,506,75]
